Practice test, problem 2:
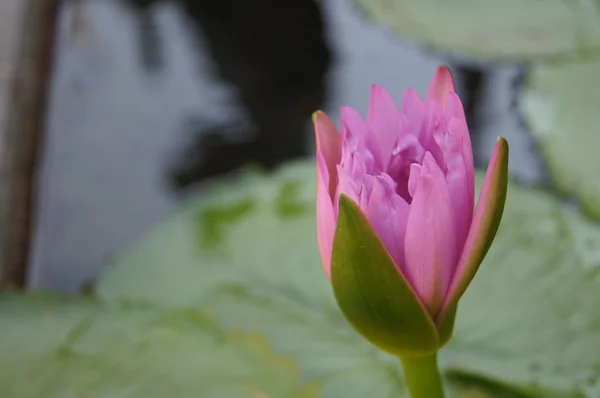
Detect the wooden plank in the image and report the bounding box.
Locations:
[0,0,60,288]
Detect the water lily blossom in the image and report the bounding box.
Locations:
[313,66,508,357]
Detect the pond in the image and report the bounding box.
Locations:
[29,0,545,292]
[7,1,600,396]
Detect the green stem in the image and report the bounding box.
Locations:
[400,353,445,398]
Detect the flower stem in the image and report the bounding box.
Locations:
[400,353,445,398]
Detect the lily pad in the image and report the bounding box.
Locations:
[519,57,600,219]
[351,0,600,60]
[97,161,600,397]
[0,293,318,397]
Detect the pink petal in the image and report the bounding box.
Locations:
[426,65,456,110]
[359,173,409,272]
[340,106,382,173]
[387,115,425,202]
[400,88,446,173]
[335,149,366,214]
[418,99,446,171]
[316,154,337,278]
[445,93,475,211]
[339,106,366,154]
[400,88,425,134]
[438,117,473,247]
[404,153,457,316]
[407,163,421,198]
[368,85,400,168]
[313,111,341,199]
[438,137,509,322]
[335,164,361,217]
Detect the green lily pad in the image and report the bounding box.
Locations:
[519,57,600,219]
[97,161,600,397]
[0,293,318,397]
[351,0,600,60]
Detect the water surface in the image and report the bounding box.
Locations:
[29,0,544,292]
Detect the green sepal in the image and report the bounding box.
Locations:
[437,304,456,348]
[331,194,439,357]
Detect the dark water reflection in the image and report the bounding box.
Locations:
[29,0,546,292]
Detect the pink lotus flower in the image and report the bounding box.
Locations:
[313,66,508,355]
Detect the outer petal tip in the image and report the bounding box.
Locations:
[496,135,509,148]
[313,111,339,149]
[312,110,331,134]
[427,65,456,109]
[490,137,509,179]
[369,84,393,106]
[434,65,454,85]
[370,83,387,93]
[313,110,341,198]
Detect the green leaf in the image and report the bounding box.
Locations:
[441,181,600,397]
[331,194,439,357]
[351,0,600,60]
[97,160,600,397]
[519,57,600,220]
[0,293,318,398]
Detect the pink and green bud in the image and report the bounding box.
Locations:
[313,66,509,357]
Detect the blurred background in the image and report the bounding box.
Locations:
[0,0,545,293]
